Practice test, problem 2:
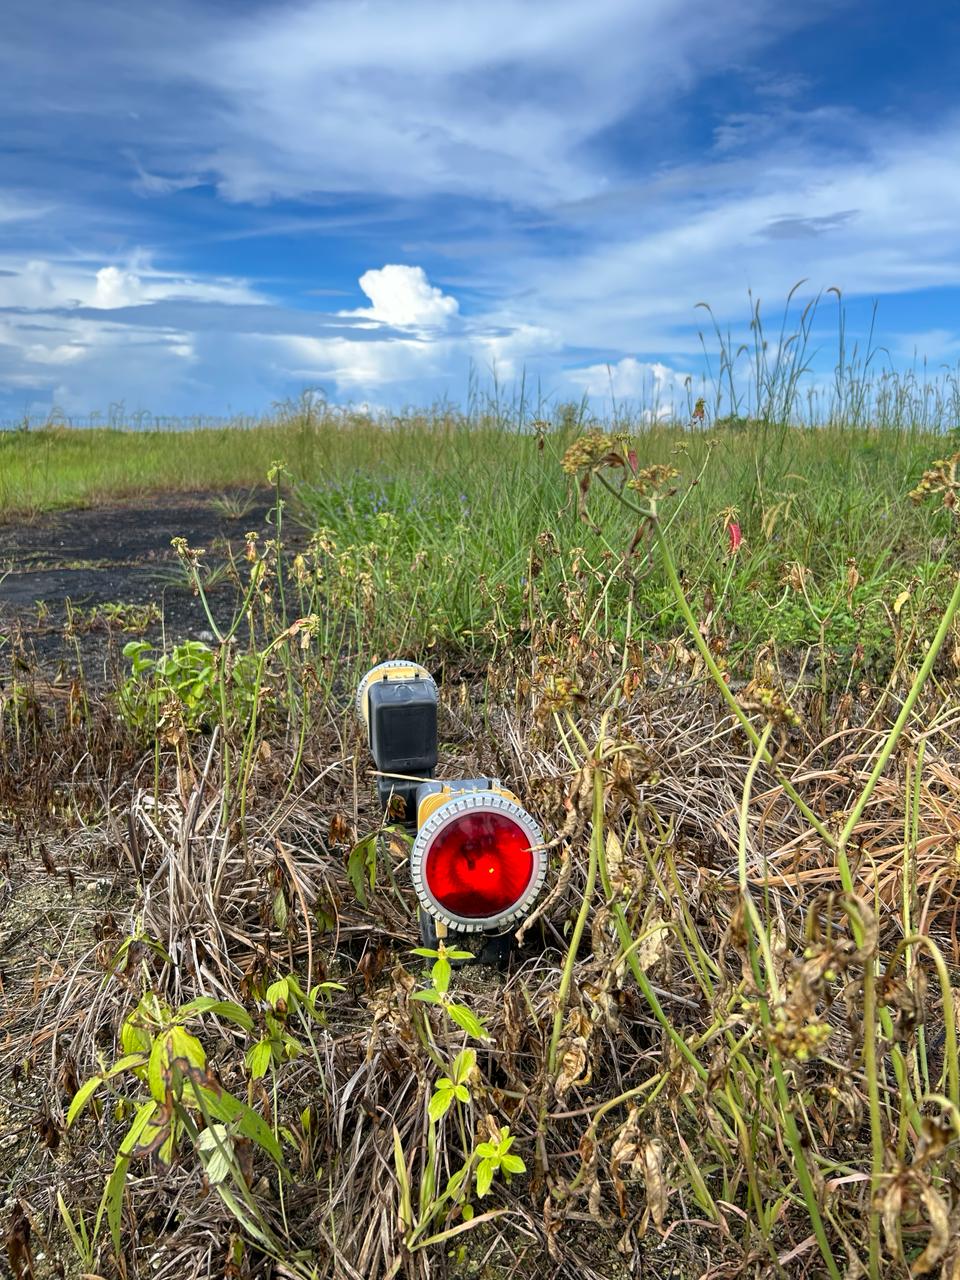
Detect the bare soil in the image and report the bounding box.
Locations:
[0,491,309,679]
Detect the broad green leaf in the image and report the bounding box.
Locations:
[195,1084,283,1166]
[147,1035,167,1102]
[266,977,290,1009]
[446,1003,489,1041]
[197,1123,234,1185]
[476,1160,494,1198]
[428,1088,453,1123]
[106,1053,149,1079]
[120,1016,151,1059]
[273,888,288,932]
[432,956,451,995]
[309,981,345,1005]
[454,1084,470,1104]
[453,1049,476,1084]
[246,1039,273,1080]
[178,998,254,1032]
[501,1154,526,1174]
[347,834,377,905]
[411,989,441,1005]
[169,1025,206,1070]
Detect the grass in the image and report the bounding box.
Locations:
[3,297,960,1278]
[3,406,958,682]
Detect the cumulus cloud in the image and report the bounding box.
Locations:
[93,266,144,309]
[277,270,563,392]
[568,357,693,416]
[0,255,268,412]
[351,265,459,329]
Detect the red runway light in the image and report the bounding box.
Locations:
[411,791,546,931]
[424,811,534,919]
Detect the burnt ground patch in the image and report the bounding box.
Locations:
[0,490,309,679]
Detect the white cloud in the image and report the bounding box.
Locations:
[504,112,960,362]
[568,357,693,415]
[0,254,267,413]
[4,0,960,417]
[0,254,263,312]
[143,0,811,206]
[93,266,144,308]
[472,322,561,381]
[352,265,459,329]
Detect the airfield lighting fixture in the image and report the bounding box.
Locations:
[356,659,546,952]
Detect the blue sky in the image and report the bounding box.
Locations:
[2,0,960,419]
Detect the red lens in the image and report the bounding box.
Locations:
[424,811,534,919]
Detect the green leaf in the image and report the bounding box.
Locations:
[98,1100,157,1254]
[66,1075,105,1127]
[169,1025,206,1071]
[446,1003,489,1041]
[476,1159,494,1198]
[453,1049,476,1084]
[195,1084,283,1166]
[428,1089,453,1123]
[347,834,377,906]
[56,1192,89,1261]
[392,1125,413,1231]
[197,1123,234,1185]
[501,1154,526,1174]
[454,1084,470,1104]
[432,956,451,995]
[106,1053,149,1079]
[246,1039,273,1080]
[410,947,440,959]
[273,888,288,932]
[445,949,475,961]
[178,998,254,1032]
[411,989,441,1004]
[147,1035,167,1102]
[266,977,290,1008]
[308,981,345,1005]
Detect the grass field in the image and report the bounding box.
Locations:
[3,361,960,1277]
[3,402,958,682]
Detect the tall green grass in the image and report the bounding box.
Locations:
[3,292,959,676]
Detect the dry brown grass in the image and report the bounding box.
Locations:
[2,645,959,1279]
